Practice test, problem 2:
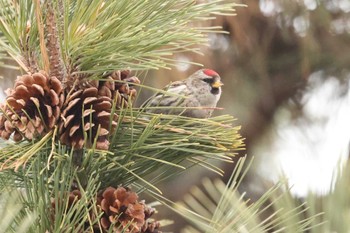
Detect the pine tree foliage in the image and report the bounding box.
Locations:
[0,0,245,232]
[305,160,350,233]
[177,157,324,233]
[0,0,332,232]
[0,0,242,75]
[175,159,350,233]
[0,192,36,233]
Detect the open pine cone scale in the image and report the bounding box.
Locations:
[97,186,161,233]
[0,71,64,141]
[58,70,140,150]
[0,69,139,150]
[59,81,114,150]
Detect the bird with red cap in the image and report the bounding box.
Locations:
[142,69,223,118]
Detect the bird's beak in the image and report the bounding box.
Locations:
[211,81,224,88]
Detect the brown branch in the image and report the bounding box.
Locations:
[46,1,65,81]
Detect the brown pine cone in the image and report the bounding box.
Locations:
[59,70,140,150]
[141,201,161,233]
[0,71,64,141]
[49,187,161,233]
[50,189,84,231]
[109,70,140,108]
[51,189,82,211]
[59,80,118,150]
[96,186,162,233]
[97,186,146,232]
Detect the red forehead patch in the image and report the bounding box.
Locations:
[203,69,219,76]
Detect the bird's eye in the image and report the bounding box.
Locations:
[202,78,213,84]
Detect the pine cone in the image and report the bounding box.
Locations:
[49,187,161,233]
[51,189,82,211]
[109,70,140,108]
[59,80,118,150]
[97,186,148,233]
[59,70,140,150]
[0,71,63,141]
[51,189,82,224]
[141,203,161,233]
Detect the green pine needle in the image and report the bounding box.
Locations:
[0,106,243,193]
[0,0,243,75]
[103,110,243,191]
[0,192,36,233]
[175,157,324,233]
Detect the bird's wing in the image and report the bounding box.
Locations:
[141,81,190,110]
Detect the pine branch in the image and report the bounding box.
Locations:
[0,107,243,190]
[0,0,243,76]
[0,145,166,232]
[103,111,243,191]
[0,1,247,232]
[63,0,242,77]
[45,1,65,81]
[174,157,324,233]
[0,0,38,72]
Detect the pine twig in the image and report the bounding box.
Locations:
[46,2,65,81]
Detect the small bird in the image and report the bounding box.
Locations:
[142,69,223,118]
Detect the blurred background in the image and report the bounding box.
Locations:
[1,0,350,231]
[135,0,350,229]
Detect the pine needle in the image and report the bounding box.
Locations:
[34,0,49,72]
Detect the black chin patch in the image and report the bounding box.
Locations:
[211,87,220,95]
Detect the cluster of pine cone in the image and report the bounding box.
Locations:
[52,186,161,233]
[0,70,164,231]
[0,70,139,150]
